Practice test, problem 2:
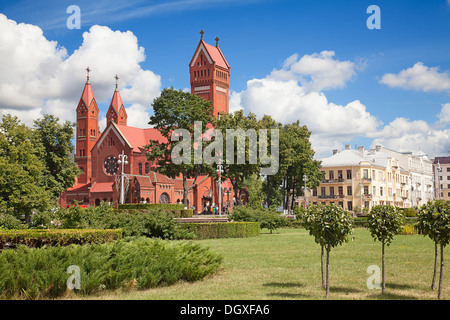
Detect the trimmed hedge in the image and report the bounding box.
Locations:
[179,222,260,240]
[118,203,185,211]
[0,229,123,249]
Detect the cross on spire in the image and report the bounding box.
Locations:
[200,29,204,40]
[215,37,220,47]
[85,66,91,83]
[114,74,119,91]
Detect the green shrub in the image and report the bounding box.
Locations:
[401,224,418,235]
[0,229,123,249]
[0,213,23,230]
[179,222,260,239]
[0,237,223,299]
[118,203,185,211]
[180,209,193,218]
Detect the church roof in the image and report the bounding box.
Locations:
[115,124,167,153]
[202,40,229,69]
[109,88,124,114]
[80,82,95,108]
[90,182,113,193]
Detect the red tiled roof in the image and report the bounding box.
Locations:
[151,171,174,184]
[90,182,113,193]
[109,89,124,114]
[134,175,153,188]
[80,82,95,107]
[203,41,229,69]
[115,124,167,153]
[67,183,91,192]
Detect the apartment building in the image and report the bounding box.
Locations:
[433,156,450,201]
[308,145,411,214]
[378,146,434,207]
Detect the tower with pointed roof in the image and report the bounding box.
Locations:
[189,30,230,118]
[75,67,99,183]
[106,74,128,127]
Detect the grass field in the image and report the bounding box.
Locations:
[81,227,449,300]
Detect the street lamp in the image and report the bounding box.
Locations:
[217,160,224,216]
[437,160,442,200]
[409,173,413,208]
[360,180,363,215]
[117,150,128,204]
[303,174,308,209]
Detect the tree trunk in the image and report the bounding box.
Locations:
[325,244,330,298]
[438,245,444,300]
[290,177,296,213]
[382,240,385,294]
[321,243,325,289]
[432,242,438,290]
[266,175,271,207]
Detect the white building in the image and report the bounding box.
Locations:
[376,146,434,207]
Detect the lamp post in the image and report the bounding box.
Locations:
[410,173,413,208]
[360,180,363,215]
[437,160,442,200]
[118,150,128,204]
[217,160,224,216]
[303,174,308,209]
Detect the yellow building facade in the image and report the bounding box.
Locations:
[308,145,412,214]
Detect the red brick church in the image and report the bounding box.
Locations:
[60,31,246,213]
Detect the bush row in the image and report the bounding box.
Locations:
[178,222,260,240]
[30,204,194,240]
[0,237,223,299]
[118,203,185,211]
[0,229,122,250]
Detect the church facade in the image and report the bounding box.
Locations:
[60,32,241,213]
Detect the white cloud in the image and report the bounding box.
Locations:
[269,51,357,92]
[231,52,380,157]
[438,103,450,124]
[0,14,161,127]
[380,62,450,92]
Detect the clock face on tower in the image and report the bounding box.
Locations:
[104,155,119,175]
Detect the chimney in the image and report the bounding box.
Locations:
[375,145,382,152]
[345,144,350,150]
[332,149,339,155]
[358,146,365,157]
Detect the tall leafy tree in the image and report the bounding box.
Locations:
[367,205,404,294]
[0,115,52,219]
[416,200,450,299]
[145,88,215,207]
[33,115,81,199]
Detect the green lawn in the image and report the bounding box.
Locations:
[82,227,449,300]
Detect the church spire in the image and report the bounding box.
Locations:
[106,74,127,127]
[85,66,91,84]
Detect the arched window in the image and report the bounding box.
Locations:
[139,163,143,175]
[145,162,150,174]
[159,193,169,204]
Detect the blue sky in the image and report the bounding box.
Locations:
[1,0,449,158]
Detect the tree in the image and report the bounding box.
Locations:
[0,114,52,219]
[33,115,81,199]
[146,88,215,207]
[302,203,353,297]
[416,200,450,299]
[367,205,404,294]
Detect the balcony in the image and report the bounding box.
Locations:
[363,193,372,199]
[361,178,372,183]
[318,195,338,199]
[321,179,345,184]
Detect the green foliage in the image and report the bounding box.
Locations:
[0,212,23,230]
[228,205,289,233]
[0,237,223,299]
[30,203,194,240]
[367,205,404,246]
[416,200,450,247]
[118,203,185,211]
[179,222,260,239]
[0,229,122,249]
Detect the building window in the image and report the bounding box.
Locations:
[338,186,343,196]
[313,188,317,196]
[364,186,369,195]
[364,201,370,208]
[347,186,352,196]
[347,201,353,211]
[380,187,383,196]
[346,170,352,179]
[139,163,142,175]
[321,187,326,196]
[337,170,343,179]
[329,171,334,180]
[363,169,369,179]
[447,167,450,172]
[330,187,335,196]
[145,162,150,174]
